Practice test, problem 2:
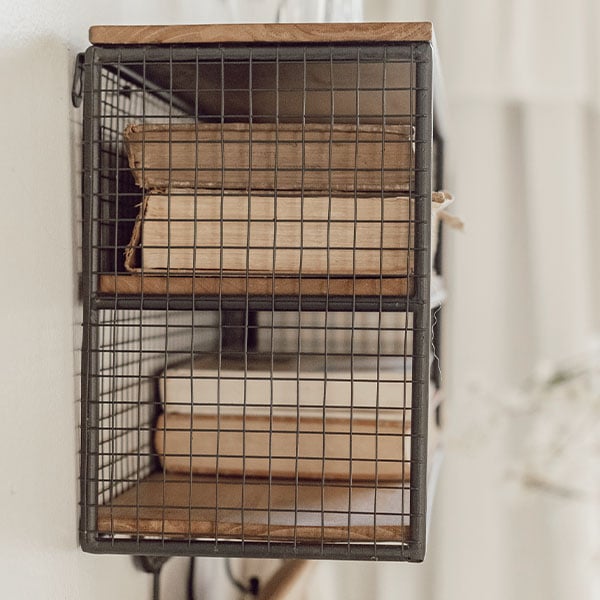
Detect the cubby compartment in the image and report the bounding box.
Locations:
[80,23,441,562]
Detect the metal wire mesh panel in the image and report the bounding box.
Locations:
[80,41,433,561]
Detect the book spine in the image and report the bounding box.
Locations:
[124,124,414,193]
[136,194,415,277]
[160,373,412,413]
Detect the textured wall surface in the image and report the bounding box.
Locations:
[0,3,259,599]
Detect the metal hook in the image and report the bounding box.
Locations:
[133,556,171,600]
[224,558,260,597]
[72,52,85,107]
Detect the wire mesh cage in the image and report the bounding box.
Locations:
[80,29,436,561]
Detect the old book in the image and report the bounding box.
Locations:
[154,411,411,481]
[153,399,442,483]
[124,122,414,192]
[155,354,416,481]
[153,355,432,481]
[157,354,412,415]
[124,193,425,276]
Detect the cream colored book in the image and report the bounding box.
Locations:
[154,355,430,481]
[157,354,412,416]
[125,193,434,276]
[124,122,414,192]
[154,411,411,481]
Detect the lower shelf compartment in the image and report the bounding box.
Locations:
[97,472,411,543]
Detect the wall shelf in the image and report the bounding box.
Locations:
[79,21,444,563]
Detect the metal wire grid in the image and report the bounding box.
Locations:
[81,42,433,561]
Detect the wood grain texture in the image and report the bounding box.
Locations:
[96,472,411,542]
[257,560,311,600]
[89,22,433,45]
[98,274,413,296]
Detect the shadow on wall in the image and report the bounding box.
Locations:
[0,35,82,551]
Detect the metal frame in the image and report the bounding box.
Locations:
[80,41,434,562]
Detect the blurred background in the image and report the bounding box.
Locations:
[1,1,598,598]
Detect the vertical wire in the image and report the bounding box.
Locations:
[95,314,102,508]
[160,45,176,546]
[134,47,148,547]
[242,47,255,550]
[373,45,389,556]
[81,47,95,541]
[115,53,129,521]
[411,42,433,559]
[187,47,201,544]
[402,44,415,551]
[108,56,121,542]
[292,47,308,550]
[214,47,226,551]
[266,46,282,550]
[346,46,361,550]
[320,46,336,552]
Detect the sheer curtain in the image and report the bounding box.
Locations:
[188,3,600,598]
[289,2,600,599]
[433,2,599,599]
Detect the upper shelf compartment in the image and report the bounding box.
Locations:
[87,24,438,307]
[88,21,439,126]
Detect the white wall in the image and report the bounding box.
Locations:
[0,2,279,599]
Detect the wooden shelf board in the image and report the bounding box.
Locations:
[89,22,433,46]
[97,472,411,543]
[98,274,413,297]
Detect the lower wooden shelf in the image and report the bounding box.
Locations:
[97,472,411,543]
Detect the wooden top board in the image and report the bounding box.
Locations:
[89,22,433,45]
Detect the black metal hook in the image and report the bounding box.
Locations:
[224,558,260,597]
[133,556,171,600]
[72,52,85,107]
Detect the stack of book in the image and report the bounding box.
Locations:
[154,354,415,481]
[120,119,444,482]
[122,122,457,290]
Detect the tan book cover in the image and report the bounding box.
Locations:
[154,411,411,482]
[125,193,419,276]
[153,355,436,481]
[124,122,414,192]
